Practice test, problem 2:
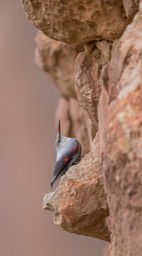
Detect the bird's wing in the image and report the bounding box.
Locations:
[50,140,80,186]
[50,157,70,187]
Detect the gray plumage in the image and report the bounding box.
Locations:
[50,121,82,187]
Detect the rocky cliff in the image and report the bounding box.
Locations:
[21,1,142,255]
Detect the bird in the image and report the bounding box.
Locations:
[50,120,82,187]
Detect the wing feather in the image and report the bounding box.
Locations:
[50,139,81,187]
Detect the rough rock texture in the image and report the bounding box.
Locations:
[21,0,129,44]
[75,40,111,139]
[43,136,110,242]
[103,9,142,256]
[98,86,109,157]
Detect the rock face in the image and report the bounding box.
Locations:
[103,10,142,256]
[20,1,142,256]
[75,40,111,139]
[21,0,129,44]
